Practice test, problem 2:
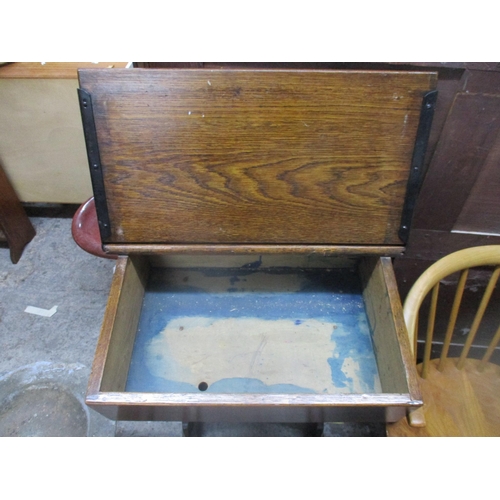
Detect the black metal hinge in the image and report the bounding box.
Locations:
[78,89,111,241]
[399,89,438,244]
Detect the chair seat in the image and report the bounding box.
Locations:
[387,358,500,437]
[71,197,117,260]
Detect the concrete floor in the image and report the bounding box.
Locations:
[0,213,385,437]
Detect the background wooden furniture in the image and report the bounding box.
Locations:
[135,62,500,363]
[0,162,35,263]
[387,246,500,436]
[0,62,128,204]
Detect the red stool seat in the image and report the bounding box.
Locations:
[72,197,117,259]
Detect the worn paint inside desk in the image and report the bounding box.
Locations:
[125,266,382,395]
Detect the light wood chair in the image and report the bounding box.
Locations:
[387,245,500,436]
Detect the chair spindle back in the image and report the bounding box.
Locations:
[403,246,500,379]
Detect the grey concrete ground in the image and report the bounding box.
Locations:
[0,214,384,437]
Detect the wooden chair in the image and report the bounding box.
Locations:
[387,245,500,436]
[71,197,116,260]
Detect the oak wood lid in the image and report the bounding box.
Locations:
[78,69,437,247]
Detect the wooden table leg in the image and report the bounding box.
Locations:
[0,164,36,263]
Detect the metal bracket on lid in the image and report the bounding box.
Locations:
[78,88,111,241]
[399,89,438,244]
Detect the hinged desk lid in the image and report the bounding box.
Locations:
[78,69,437,249]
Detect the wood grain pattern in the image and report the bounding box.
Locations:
[87,256,149,395]
[0,62,128,79]
[103,243,405,256]
[79,69,436,246]
[86,391,411,423]
[387,358,500,436]
[360,257,422,402]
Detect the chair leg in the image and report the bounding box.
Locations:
[0,164,36,264]
[408,406,426,427]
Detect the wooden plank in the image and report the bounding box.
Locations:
[86,391,412,423]
[147,253,358,269]
[453,129,500,236]
[79,69,436,246]
[463,69,500,94]
[87,256,149,394]
[0,163,35,263]
[0,62,128,79]
[360,257,421,402]
[133,62,467,185]
[104,243,405,256]
[401,229,500,262]
[413,93,500,231]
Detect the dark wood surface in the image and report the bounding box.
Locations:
[406,68,500,275]
[413,93,500,232]
[453,132,500,235]
[0,164,35,263]
[135,63,500,261]
[79,69,436,246]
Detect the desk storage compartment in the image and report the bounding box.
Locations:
[86,253,420,423]
[78,68,437,423]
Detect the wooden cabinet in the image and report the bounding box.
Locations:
[0,62,128,203]
[398,64,500,275]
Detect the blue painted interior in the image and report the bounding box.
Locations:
[125,267,380,394]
